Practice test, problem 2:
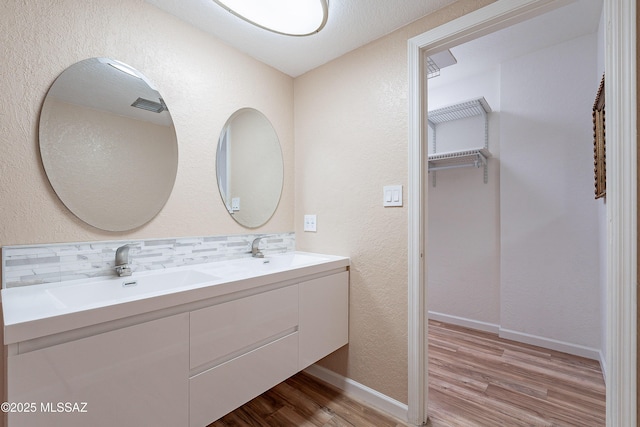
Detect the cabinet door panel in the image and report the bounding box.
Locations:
[7,314,189,427]
[190,285,298,369]
[299,271,349,369]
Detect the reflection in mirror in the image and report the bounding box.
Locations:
[39,58,178,231]
[216,108,283,228]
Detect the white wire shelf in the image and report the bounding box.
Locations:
[428,97,492,185]
[428,97,491,126]
[428,147,491,171]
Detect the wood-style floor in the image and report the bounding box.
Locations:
[208,320,606,426]
[208,372,407,427]
[427,320,605,426]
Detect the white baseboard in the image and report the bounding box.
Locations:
[428,311,500,334]
[598,349,607,384]
[428,311,603,363]
[303,364,408,422]
[498,328,602,361]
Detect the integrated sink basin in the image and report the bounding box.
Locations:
[1,250,350,345]
[46,269,219,309]
[256,252,331,269]
[201,252,333,277]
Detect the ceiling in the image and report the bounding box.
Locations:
[145,0,603,79]
[145,0,459,77]
[428,0,604,90]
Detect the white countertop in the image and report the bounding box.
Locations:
[2,252,349,345]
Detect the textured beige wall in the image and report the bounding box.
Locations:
[294,0,495,404]
[1,8,292,420]
[1,0,498,414]
[0,0,294,247]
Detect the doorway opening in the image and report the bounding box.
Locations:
[407,0,637,425]
[425,1,605,423]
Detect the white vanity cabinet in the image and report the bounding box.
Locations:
[299,271,349,369]
[3,254,350,427]
[6,313,189,427]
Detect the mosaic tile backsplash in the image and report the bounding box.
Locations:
[2,232,295,288]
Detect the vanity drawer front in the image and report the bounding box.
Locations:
[190,284,298,369]
[189,332,299,427]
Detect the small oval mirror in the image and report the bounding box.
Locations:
[216,108,284,228]
[39,58,178,231]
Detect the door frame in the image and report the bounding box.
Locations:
[406,0,637,425]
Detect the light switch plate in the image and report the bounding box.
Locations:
[231,197,240,211]
[383,185,403,207]
[304,214,317,232]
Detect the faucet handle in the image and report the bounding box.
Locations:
[115,265,132,277]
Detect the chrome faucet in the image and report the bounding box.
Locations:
[251,237,265,258]
[115,244,135,277]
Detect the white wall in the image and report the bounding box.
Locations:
[500,32,601,355]
[427,31,603,359]
[427,68,501,329]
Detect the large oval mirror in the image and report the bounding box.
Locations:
[39,58,178,231]
[216,108,283,228]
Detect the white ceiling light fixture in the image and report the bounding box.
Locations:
[212,0,328,36]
